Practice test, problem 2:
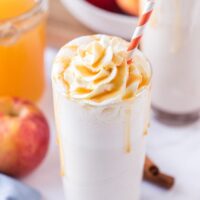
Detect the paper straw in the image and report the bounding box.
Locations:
[127,0,155,60]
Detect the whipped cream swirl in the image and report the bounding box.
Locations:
[52,35,150,106]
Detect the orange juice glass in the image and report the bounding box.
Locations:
[0,0,48,102]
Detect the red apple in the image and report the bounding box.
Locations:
[0,97,49,177]
[86,0,122,13]
[116,0,140,16]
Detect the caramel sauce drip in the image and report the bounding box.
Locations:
[77,65,99,77]
[143,124,149,136]
[126,73,142,88]
[124,108,132,153]
[139,74,149,89]
[57,134,65,177]
[138,65,150,90]
[123,91,134,100]
[54,97,66,177]
[75,87,93,95]
[144,89,151,136]
[93,72,110,84]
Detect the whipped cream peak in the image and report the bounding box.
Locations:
[52,35,151,106]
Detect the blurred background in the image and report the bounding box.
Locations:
[47,0,93,48]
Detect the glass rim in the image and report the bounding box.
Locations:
[0,0,47,24]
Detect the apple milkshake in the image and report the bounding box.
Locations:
[52,35,151,200]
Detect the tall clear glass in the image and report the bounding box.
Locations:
[52,36,151,200]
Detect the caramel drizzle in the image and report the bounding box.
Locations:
[124,107,132,153]
[143,88,151,136]
[57,134,65,177]
[54,96,66,177]
[143,123,150,136]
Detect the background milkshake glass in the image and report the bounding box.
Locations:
[52,35,151,200]
[141,0,200,122]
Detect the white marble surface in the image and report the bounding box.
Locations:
[23,49,200,200]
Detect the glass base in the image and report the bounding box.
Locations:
[152,106,200,126]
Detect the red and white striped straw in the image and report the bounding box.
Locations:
[128,0,155,59]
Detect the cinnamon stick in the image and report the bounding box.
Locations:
[144,156,175,189]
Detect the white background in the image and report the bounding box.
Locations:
[23,49,200,200]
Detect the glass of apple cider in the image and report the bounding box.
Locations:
[0,0,48,102]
